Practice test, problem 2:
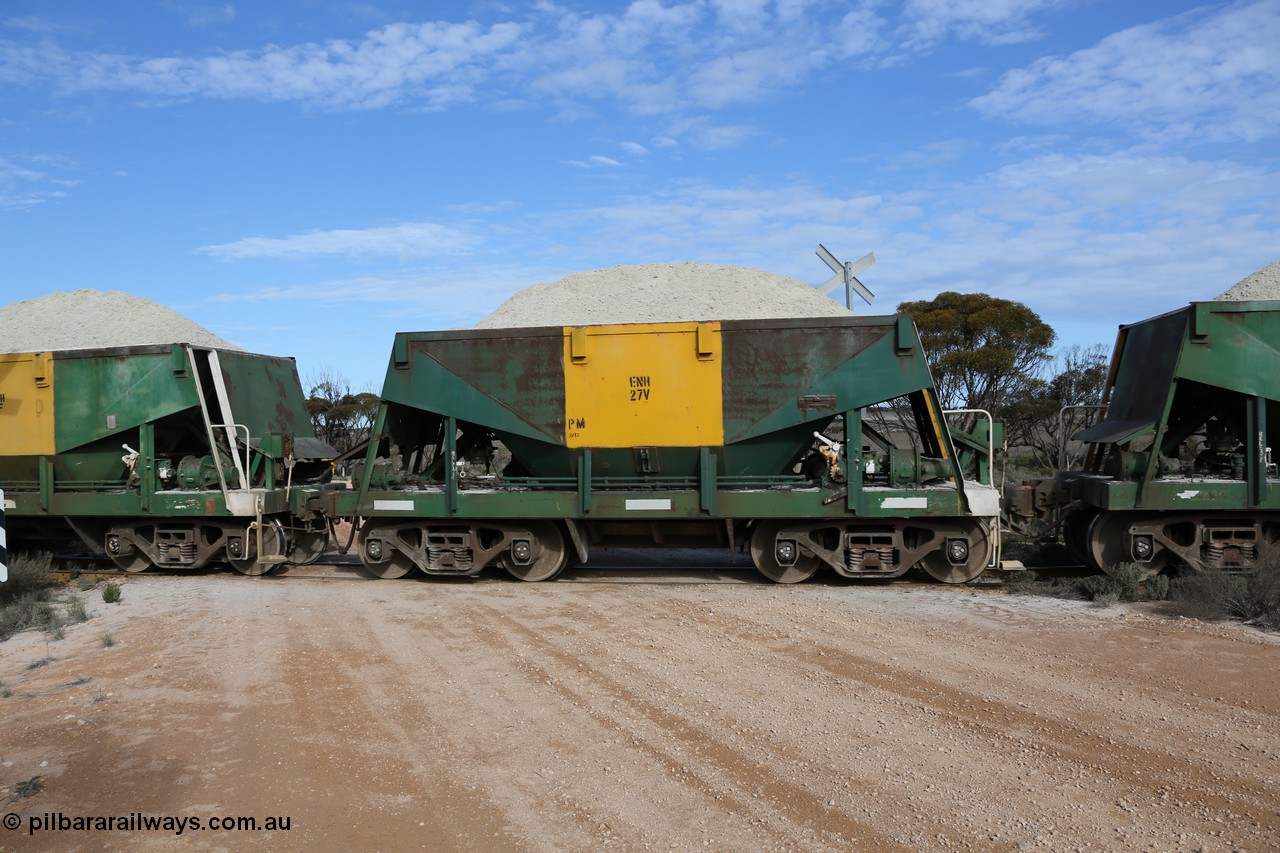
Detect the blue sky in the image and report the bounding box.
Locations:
[2,0,1278,390]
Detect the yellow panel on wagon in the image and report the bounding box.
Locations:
[0,352,55,456]
[562,322,724,448]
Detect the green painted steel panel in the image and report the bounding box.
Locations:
[356,483,965,521]
[1072,477,1139,510]
[380,329,566,444]
[1176,301,1280,401]
[53,346,199,455]
[1084,301,1280,445]
[720,317,931,444]
[216,350,330,457]
[1077,310,1184,443]
[1140,479,1249,508]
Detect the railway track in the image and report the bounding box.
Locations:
[47,553,1091,587]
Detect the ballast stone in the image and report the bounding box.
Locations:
[1215,260,1280,301]
[477,262,854,328]
[0,289,242,353]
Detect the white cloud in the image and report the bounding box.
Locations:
[2,15,76,34]
[192,147,1278,355]
[0,152,77,210]
[201,267,565,334]
[504,150,1278,335]
[0,2,889,121]
[206,273,467,304]
[620,141,648,156]
[566,154,626,169]
[446,199,518,214]
[663,116,759,150]
[1,20,525,110]
[161,1,237,28]
[199,222,475,259]
[885,138,972,170]
[873,150,1280,320]
[686,44,818,109]
[972,0,1280,142]
[708,0,772,32]
[898,0,1071,49]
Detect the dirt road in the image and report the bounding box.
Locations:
[2,567,1277,851]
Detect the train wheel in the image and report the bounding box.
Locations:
[229,519,286,576]
[919,519,993,584]
[1086,512,1168,578]
[105,531,151,573]
[503,522,568,581]
[287,527,330,566]
[357,521,417,579]
[749,521,820,583]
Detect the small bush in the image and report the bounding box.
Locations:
[1003,571,1085,599]
[99,632,115,648]
[1171,558,1280,630]
[1091,591,1121,609]
[76,578,95,592]
[1077,574,1119,601]
[1108,562,1145,600]
[1001,570,1041,589]
[102,583,122,604]
[0,552,54,601]
[63,596,90,625]
[0,554,58,642]
[13,776,43,800]
[0,592,58,641]
[1144,574,1171,601]
[1076,562,1153,603]
[1046,576,1084,599]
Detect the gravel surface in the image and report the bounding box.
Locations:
[3,571,1277,852]
[478,262,854,328]
[0,290,240,352]
[1215,260,1280,301]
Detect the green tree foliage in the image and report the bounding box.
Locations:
[897,293,1109,473]
[896,292,1057,412]
[305,368,380,453]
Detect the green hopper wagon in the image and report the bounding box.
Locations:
[1005,299,1280,575]
[0,344,335,574]
[335,316,1002,583]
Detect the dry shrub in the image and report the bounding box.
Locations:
[0,553,57,642]
[1171,556,1280,631]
